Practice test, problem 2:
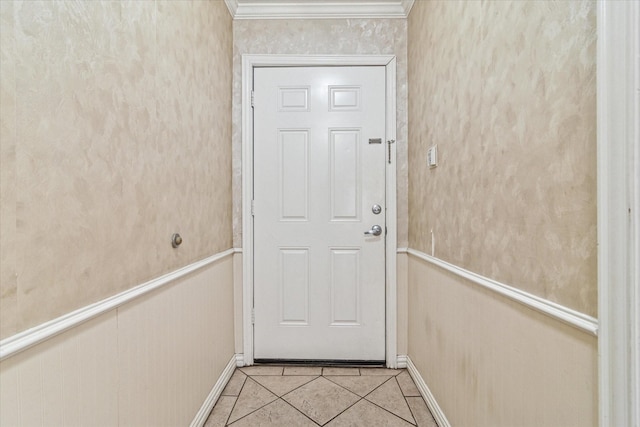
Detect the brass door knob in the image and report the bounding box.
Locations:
[172,233,182,248]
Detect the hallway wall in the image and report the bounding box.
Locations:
[408,0,597,317]
[406,1,598,425]
[0,0,233,339]
[0,1,235,424]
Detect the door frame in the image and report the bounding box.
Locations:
[597,1,639,425]
[241,54,398,367]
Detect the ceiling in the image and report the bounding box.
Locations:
[224,0,415,19]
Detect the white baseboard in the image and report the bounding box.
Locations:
[406,356,451,427]
[396,354,407,369]
[190,355,237,427]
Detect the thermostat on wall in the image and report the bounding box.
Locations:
[427,145,438,168]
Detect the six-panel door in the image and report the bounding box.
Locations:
[253,66,386,361]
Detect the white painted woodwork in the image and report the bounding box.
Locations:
[253,66,386,360]
[0,253,235,426]
[405,248,598,335]
[597,1,640,425]
[225,0,415,20]
[240,54,398,367]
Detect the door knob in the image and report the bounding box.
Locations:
[364,225,382,236]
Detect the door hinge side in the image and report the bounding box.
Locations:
[251,90,255,108]
[251,308,255,324]
[251,200,255,216]
[387,139,395,164]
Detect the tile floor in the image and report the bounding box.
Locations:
[204,366,438,426]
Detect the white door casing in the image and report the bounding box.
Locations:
[253,66,386,361]
[241,55,398,367]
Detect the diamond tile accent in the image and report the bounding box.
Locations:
[207,367,436,426]
[227,378,278,424]
[228,399,317,427]
[283,377,360,425]
[252,375,318,397]
[325,399,414,427]
[325,375,391,397]
[365,378,415,424]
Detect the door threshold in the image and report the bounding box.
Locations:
[253,359,386,368]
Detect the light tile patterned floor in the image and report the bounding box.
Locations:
[204,366,439,426]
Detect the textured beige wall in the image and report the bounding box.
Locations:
[0,0,233,339]
[408,256,598,427]
[408,1,597,316]
[232,18,409,248]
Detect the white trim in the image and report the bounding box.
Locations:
[406,356,451,427]
[385,57,398,369]
[242,54,256,366]
[190,356,236,427]
[406,248,598,336]
[235,353,245,367]
[396,354,407,369]
[242,54,398,366]
[0,248,235,361]
[597,1,640,426]
[225,0,414,20]
[396,247,408,254]
[223,0,239,17]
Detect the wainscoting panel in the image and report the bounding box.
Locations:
[0,252,234,426]
[0,312,119,426]
[407,251,598,427]
[117,256,234,426]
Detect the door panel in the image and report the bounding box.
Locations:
[253,66,386,361]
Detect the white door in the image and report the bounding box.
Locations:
[253,66,386,361]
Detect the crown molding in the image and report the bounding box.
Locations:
[224,0,414,20]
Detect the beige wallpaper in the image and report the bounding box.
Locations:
[0,0,233,339]
[232,18,409,248]
[408,0,597,316]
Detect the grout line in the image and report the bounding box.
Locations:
[321,397,364,426]
[396,376,419,427]
[277,398,322,426]
[224,377,278,426]
[360,377,417,425]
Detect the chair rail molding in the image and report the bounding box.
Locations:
[0,249,235,361]
[406,248,598,336]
